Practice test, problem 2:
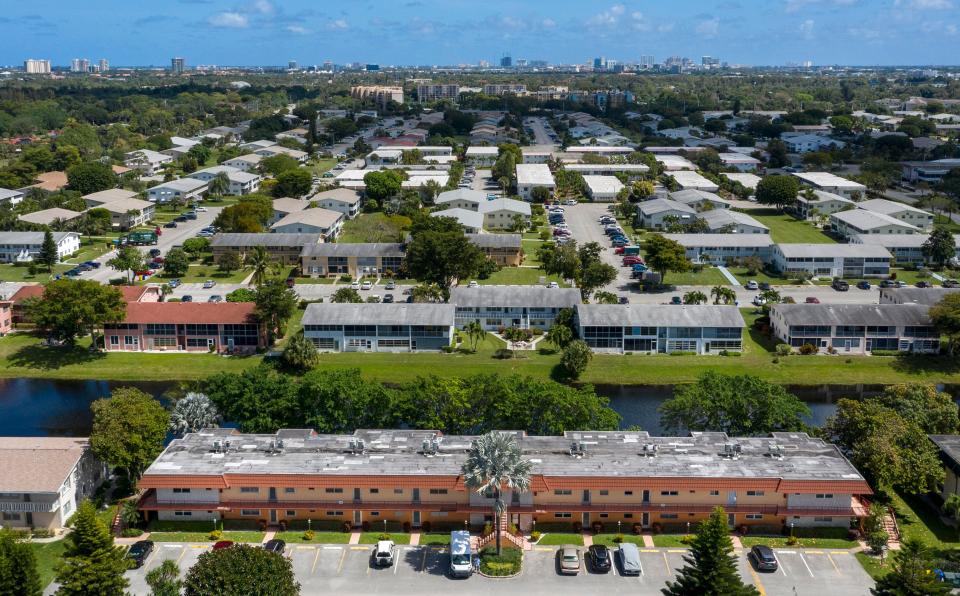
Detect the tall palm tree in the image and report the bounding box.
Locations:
[245,246,271,287]
[461,432,533,555]
[208,171,230,199]
[710,285,725,305]
[683,290,707,305]
[464,320,485,352]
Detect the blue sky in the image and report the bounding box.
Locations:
[2,0,958,67]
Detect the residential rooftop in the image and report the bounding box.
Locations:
[858,198,932,217]
[770,303,932,327]
[515,164,555,186]
[721,173,762,190]
[465,233,522,249]
[0,437,91,493]
[210,233,322,248]
[793,172,867,191]
[300,242,405,258]
[775,243,892,259]
[638,198,697,216]
[119,302,257,325]
[83,188,139,204]
[879,287,960,305]
[303,303,454,327]
[577,304,746,328]
[270,208,342,231]
[18,208,82,226]
[314,188,361,204]
[450,285,580,309]
[660,233,774,248]
[699,209,769,231]
[831,209,920,232]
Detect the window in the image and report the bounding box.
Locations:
[429,512,449,517]
[815,494,834,499]
[660,490,678,496]
[325,488,344,494]
[599,513,609,518]
[285,488,295,494]
[109,336,119,346]
[814,516,833,522]
[172,488,191,494]
[240,509,261,516]
[624,491,633,496]
[661,513,679,520]
[1,512,21,521]
[62,501,72,515]
[153,337,177,347]
[746,491,764,497]
[624,513,633,519]
[429,489,448,495]
[599,490,609,496]
[554,489,572,496]
[286,511,296,516]
[325,511,344,516]
[240,487,259,494]
[554,512,572,518]
[173,511,192,517]
[746,514,763,520]
[393,489,403,495]
[709,491,720,496]
[370,511,380,516]
[369,488,379,494]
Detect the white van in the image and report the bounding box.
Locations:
[449,530,473,577]
[618,542,642,576]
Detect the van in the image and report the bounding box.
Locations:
[618,542,642,576]
[449,530,473,577]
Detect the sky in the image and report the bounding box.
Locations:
[2,0,959,67]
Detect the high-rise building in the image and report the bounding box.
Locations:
[417,84,460,102]
[593,56,606,70]
[350,85,404,109]
[288,60,298,70]
[702,56,721,67]
[639,55,655,68]
[23,59,51,74]
[500,55,512,68]
[482,84,526,96]
[171,57,186,74]
[70,58,90,73]
[98,59,109,72]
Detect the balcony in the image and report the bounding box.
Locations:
[0,501,59,513]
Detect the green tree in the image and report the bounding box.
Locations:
[331,287,363,303]
[683,290,708,305]
[461,432,533,555]
[464,320,485,352]
[644,234,691,285]
[226,288,257,302]
[660,373,810,435]
[405,229,487,297]
[545,324,574,351]
[255,279,298,344]
[107,246,146,283]
[245,246,272,287]
[217,250,242,274]
[922,226,956,269]
[930,293,960,355]
[26,279,125,344]
[36,229,59,272]
[560,339,592,379]
[411,283,444,303]
[875,383,960,434]
[145,559,182,596]
[281,331,319,371]
[530,186,550,203]
[90,387,170,481]
[260,154,301,177]
[273,169,312,198]
[66,162,117,195]
[169,392,220,436]
[593,291,619,304]
[207,171,230,198]
[663,507,759,596]
[871,538,951,596]
[55,501,129,596]
[184,544,299,596]
[162,247,190,278]
[363,170,405,207]
[755,174,800,211]
[213,196,273,233]
[182,237,211,259]
[0,529,42,596]
[710,285,737,305]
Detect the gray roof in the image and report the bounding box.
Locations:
[300,242,405,258]
[314,188,362,205]
[879,287,960,305]
[669,189,730,207]
[465,233,522,249]
[435,188,486,205]
[303,303,454,326]
[270,208,343,231]
[930,435,960,474]
[858,198,932,217]
[0,231,77,245]
[142,428,867,484]
[771,303,932,327]
[699,209,768,231]
[450,285,581,309]
[851,233,960,249]
[150,178,208,192]
[477,197,531,216]
[210,233,322,248]
[431,208,484,230]
[831,209,920,232]
[638,198,697,216]
[796,190,855,206]
[577,304,745,328]
[18,208,83,226]
[660,233,774,248]
[775,243,892,259]
[0,188,25,201]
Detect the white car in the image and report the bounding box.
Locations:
[468,280,479,288]
[546,281,559,288]
[752,295,767,306]
[373,540,395,567]
[361,281,373,290]
[565,199,578,206]
[745,280,759,290]
[202,280,216,289]
[195,206,207,212]
[350,281,361,290]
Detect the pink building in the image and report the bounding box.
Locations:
[0,301,11,335]
[103,302,264,354]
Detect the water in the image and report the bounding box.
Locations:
[0,378,951,437]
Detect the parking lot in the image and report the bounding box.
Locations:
[114,542,871,596]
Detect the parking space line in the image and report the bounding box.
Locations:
[827,553,841,575]
[162,544,182,548]
[747,566,768,596]
[771,552,787,576]
[830,551,849,555]
[142,549,159,569]
[336,549,346,575]
[806,550,824,555]
[311,548,320,575]
[176,548,187,564]
[350,546,367,551]
[662,551,671,574]
[798,552,815,577]
[296,546,314,550]
[189,545,205,549]
[322,546,342,550]
[535,547,552,552]
[640,549,657,553]
[666,549,685,553]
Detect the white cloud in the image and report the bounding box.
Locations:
[327,18,348,30]
[286,25,310,34]
[910,0,953,7]
[630,11,651,31]
[948,23,958,34]
[251,0,274,14]
[786,0,858,12]
[208,11,248,28]
[541,18,556,28]
[696,17,720,37]
[586,4,625,28]
[799,18,815,38]
[657,22,675,33]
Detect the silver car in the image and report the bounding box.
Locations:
[558,547,580,575]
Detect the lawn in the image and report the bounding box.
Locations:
[0,263,73,283]
[149,265,251,285]
[274,531,352,544]
[662,267,731,287]
[934,214,960,233]
[741,209,837,244]
[307,158,338,177]
[534,533,583,546]
[418,533,453,546]
[149,531,264,543]
[888,490,960,549]
[339,212,408,244]
[359,532,411,544]
[651,535,692,548]
[476,267,566,286]
[739,535,858,549]
[592,534,647,547]
[727,268,795,287]
[30,540,67,589]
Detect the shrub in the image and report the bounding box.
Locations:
[530,530,542,542]
[278,520,287,532]
[402,522,411,533]
[613,533,625,543]
[361,521,370,532]
[786,535,799,546]
[479,546,522,576]
[592,521,604,534]
[422,521,432,533]
[302,529,315,541]
[493,348,515,359]
[121,528,144,538]
[632,523,642,535]
[669,351,696,356]
[209,529,223,541]
[378,533,391,541]
[738,524,749,535]
[651,523,662,534]
[775,343,792,356]
[573,522,583,533]
[799,343,818,355]
[871,349,902,356]
[719,350,742,357]
[531,327,544,336]
[482,522,493,537]
[680,534,694,545]
[342,521,352,533]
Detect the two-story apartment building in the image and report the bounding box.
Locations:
[124,149,173,175]
[879,287,960,306]
[302,303,454,352]
[104,302,264,354]
[0,437,107,530]
[669,189,731,211]
[660,234,774,265]
[270,208,343,239]
[515,164,555,201]
[792,172,867,199]
[793,190,856,220]
[0,231,80,263]
[851,233,960,267]
[769,303,939,354]
[300,243,405,278]
[136,428,871,532]
[221,154,263,173]
[929,435,960,502]
[636,198,697,229]
[147,178,208,204]
[210,233,322,265]
[464,146,499,166]
[771,244,892,278]
[313,188,362,219]
[577,304,745,354]
[465,234,523,266]
[436,189,485,210]
[857,199,934,230]
[830,209,920,239]
[188,166,261,196]
[698,209,769,234]
[450,286,581,331]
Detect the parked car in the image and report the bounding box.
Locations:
[83,261,101,269]
[212,540,234,551]
[149,248,161,258]
[181,295,192,302]
[350,281,361,290]
[856,281,871,290]
[546,281,559,289]
[202,280,216,289]
[558,547,581,575]
[805,296,820,304]
[168,279,181,288]
[125,540,154,568]
[618,543,642,576]
[670,296,683,305]
[564,199,577,206]
[263,539,285,555]
[208,295,223,303]
[385,280,396,290]
[749,545,779,572]
[373,540,395,567]
[618,296,630,304]
[831,279,849,291]
[758,282,770,291]
[369,294,382,303]
[195,206,208,212]
[752,295,767,307]
[174,216,188,223]
[361,281,373,290]
[916,280,932,288]
[623,256,643,266]
[745,280,759,290]
[164,221,178,228]
[383,294,394,303]
[587,544,611,572]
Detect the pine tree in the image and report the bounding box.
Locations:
[872,538,952,596]
[662,507,759,596]
[0,529,42,596]
[55,501,129,596]
[37,230,59,272]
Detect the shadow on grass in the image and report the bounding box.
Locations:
[8,341,106,371]
[889,354,960,376]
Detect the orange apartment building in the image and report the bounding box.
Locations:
[137,429,871,533]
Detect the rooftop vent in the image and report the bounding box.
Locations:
[642,443,659,457]
[213,440,222,453]
[720,442,742,460]
[420,435,442,456]
[569,441,586,458]
[346,439,366,455]
[767,444,784,460]
[266,439,285,455]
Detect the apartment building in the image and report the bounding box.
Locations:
[698,210,769,234]
[769,303,939,354]
[18,208,83,227]
[300,243,405,278]
[253,145,308,164]
[417,84,460,102]
[929,435,960,501]
[450,286,580,331]
[582,176,624,202]
[668,171,720,192]
[515,164,555,201]
[125,149,174,175]
[0,232,80,263]
[564,164,649,180]
[577,305,745,354]
[636,198,697,229]
[270,208,343,239]
[771,244,892,278]
[0,188,25,205]
[464,146,499,166]
[793,190,855,220]
[147,178,208,204]
[210,233,322,265]
[104,302,264,354]
[188,166,262,195]
[430,208,482,233]
[851,233,960,267]
[136,428,870,531]
[482,84,527,95]
[302,303,454,352]
[313,188,362,219]
[0,437,107,530]
[222,154,263,173]
[722,173,761,194]
[350,85,405,109]
[879,287,960,306]
[660,234,774,265]
[670,189,731,211]
[901,159,960,184]
[857,199,934,230]
[465,233,523,266]
[830,210,920,239]
[792,172,867,198]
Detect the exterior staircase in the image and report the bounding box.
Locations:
[882,507,901,549]
[476,513,530,551]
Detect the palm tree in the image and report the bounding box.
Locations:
[464,320,485,352]
[593,291,619,304]
[245,246,271,287]
[683,290,707,305]
[461,432,533,555]
[710,285,725,305]
[545,324,573,351]
[208,171,230,199]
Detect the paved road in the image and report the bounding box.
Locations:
[562,203,635,293]
[111,541,871,596]
[166,279,420,303]
[524,117,559,146]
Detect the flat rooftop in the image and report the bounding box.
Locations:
[450,285,580,309]
[793,172,867,191]
[516,164,555,186]
[141,429,869,489]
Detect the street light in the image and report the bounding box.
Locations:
[617,520,622,535]
[789,521,794,538]
[308,518,312,532]
[687,521,691,536]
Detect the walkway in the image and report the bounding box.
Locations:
[716,265,741,286]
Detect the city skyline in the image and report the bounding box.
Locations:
[3,0,959,68]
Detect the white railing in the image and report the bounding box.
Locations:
[0,501,59,513]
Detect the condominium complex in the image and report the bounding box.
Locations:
[23,59,51,74]
[483,84,527,96]
[171,57,186,74]
[417,84,460,102]
[136,428,871,532]
[351,85,404,109]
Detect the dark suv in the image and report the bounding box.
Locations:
[587,544,611,572]
[126,540,154,568]
[831,279,849,291]
[263,539,285,555]
[748,545,778,571]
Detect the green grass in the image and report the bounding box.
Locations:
[855,551,892,581]
[295,277,336,284]
[339,212,408,244]
[274,531,352,544]
[934,214,960,233]
[535,533,584,546]
[148,531,265,543]
[742,209,837,244]
[30,540,67,589]
[149,265,250,285]
[727,268,794,286]
[593,534,647,547]
[479,546,522,576]
[307,158,338,176]
[662,267,732,287]
[359,533,411,544]
[476,267,566,286]
[739,536,857,549]
[418,533,453,546]
[0,264,73,283]
[888,490,960,549]
[652,535,693,547]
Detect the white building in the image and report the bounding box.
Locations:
[222,154,264,173]
[636,198,697,229]
[313,188,362,219]
[830,210,921,239]
[660,234,775,265]
[783,134,846,153]
[793,190,856,220]
[582,175,625,202]
[772,244,892,278]
[124,149,174,176]
[669,189,731,211]
[436,188,485,210]
[464,146,499,166]
[721,173,761,194]
[146,178,208,204]
[563,164,649,179]
[478,198,531,230]
[0,188,26,205]
[851,233,960,266]
[654,155,697,171]
[515,164,555,201]
[857,198,933,230]
[430,208,483,233]
[188,166,262,195]
[0,231,80,263]
[718,152,761,171]
[669,170,720,192]
[698,209,769,234]
[792,172,867,198]
[270,207,344,239]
